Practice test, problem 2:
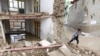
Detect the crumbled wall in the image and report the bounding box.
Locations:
[68,0,100,36]
[84,0,100,24]
[52,0,65,40]
[40,0,65,40]
[40,0,54,40]
[67,0,85,28]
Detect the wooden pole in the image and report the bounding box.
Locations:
[0,20,6,43]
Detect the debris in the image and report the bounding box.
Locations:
[39,39,52,47]
[85,51,89,55]
[24,41,33,47]
[48,50,64,56]
[21,52,27,56]
[51,41,57,45]
[59,45,72,56]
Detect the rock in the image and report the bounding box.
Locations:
[48,50,64,56]
[21,52,26,56]
[24,41,33,46]
[88,50,92,54]
[79,54,82,56]
[59,45,72,56]
[39,39,52,47]
[91,54,95,56]
[85,51,88,55]
[76,50,80,54]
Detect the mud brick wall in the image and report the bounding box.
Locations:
[52,0,65,40]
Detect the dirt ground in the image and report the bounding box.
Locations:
[64,26,100,55]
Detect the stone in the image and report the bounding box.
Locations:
[51,41,57,45]
[24,41,33,46]
[39,39,52,47]
[91,54,95,56]
[48,50,64,56]
[88,50,92,54]
[21,52,26,56]
[76,50,80,53]
[85,51,88,55]
[59,45,72,56]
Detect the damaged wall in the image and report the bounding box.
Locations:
[40,0,65,41]
[84,0,100,24]
[41,18,54,40]
[40,0,54,14]
[84,0,100,36]
[40,0,54,40]
[68,0,100,36]
[52,0,65,40]
[67,0,85,28]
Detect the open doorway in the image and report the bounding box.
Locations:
[25,19,41,41]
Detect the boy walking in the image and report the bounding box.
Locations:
[68,28,83,46]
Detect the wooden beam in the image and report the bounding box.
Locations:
[0,15,50,20]
[5,45,61,52]
[0,20,6,43]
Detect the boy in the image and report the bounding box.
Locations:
[68,28,83,46]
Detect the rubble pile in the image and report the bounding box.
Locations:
[0,39,60,56]
[48,41,97,56]
[0,38,8,49]
[0,39,98,56]
[67,43,97,56]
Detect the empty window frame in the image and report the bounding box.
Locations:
[18,1,25,9]
[9,0,18,11]
[9,20,25,31]
[9,0,25,11]
[32,0,40,12]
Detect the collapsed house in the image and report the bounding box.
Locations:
[0,0,99,56]
[0,0,66,55]
[0,0,57,44]
[0,0,67,56]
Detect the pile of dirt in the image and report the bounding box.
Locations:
[0,39,98,56]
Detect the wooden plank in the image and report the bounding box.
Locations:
[5,45,61,52]
[0,20,6,42]
[0,15,50,20]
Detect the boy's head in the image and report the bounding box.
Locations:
[77,28,81,32]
